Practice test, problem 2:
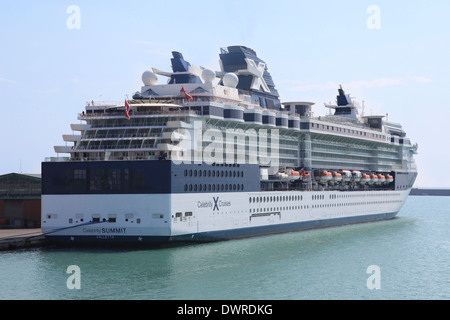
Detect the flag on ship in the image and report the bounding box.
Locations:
[180,86,193,101]
[125,99,130,119]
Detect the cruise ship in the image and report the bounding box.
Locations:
[41,46,418,245]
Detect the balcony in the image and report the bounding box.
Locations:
[54,146,72,153]
[62,134,82,142]
[71,123,91,131]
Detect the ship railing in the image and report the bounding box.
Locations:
[68,156,159,161]
[83,133,161,139]
[78,109,201,119]
[315,115,383,132]
[260,180,396,192]
[44,157,70,162]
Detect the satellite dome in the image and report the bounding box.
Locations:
[201,68,216,83]
[223,72,239,88]
[142,70,158,86]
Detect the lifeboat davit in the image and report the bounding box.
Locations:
[352,170,362,182]
[340,170,352,182]
[386,174,394,183]
[275,171,289,180]
[360,173,371,184]
[377,174,386,184]
[300,169,310,180]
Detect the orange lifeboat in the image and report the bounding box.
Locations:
[319,170,333,182]
[377,174,386,184]
[386,174,394,183]
[287,169,300,180]
[370,173,378,184]
[332,171,342,182]
[360,173,371,184]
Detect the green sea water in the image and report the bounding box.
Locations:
[0,196,448,300]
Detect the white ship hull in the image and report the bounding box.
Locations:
[42,189,410,245]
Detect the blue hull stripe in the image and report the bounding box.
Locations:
[46,211,398,246]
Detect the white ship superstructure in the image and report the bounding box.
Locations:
[42,46,418,245]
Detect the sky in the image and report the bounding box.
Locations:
[0,0,449,188]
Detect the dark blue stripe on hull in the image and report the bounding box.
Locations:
[45,212,398,247]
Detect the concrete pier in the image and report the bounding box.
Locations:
[0,229,48,251]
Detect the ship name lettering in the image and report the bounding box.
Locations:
[197,201,213,208]
[219,200,231,207]
[83,228,101,233]
[101,228,126,234]
[96,235,115,239]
